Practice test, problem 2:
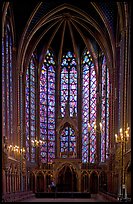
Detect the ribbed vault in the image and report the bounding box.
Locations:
[17,2,119,79]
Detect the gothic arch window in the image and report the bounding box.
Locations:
[40,49,56,163]
[101,56,110,162]
[25,54,37,162]
[60,126,76,156]
[2,19,13,144]
[82,49,97,163]
[60,51,77,117]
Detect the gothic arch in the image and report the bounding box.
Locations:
[2,2,16,44]
[17,3,113,77]
[57,121,78,136]
[81,171,89,192]
[36,171,44,192]
[56,163,78,192]
[99,171,107,192]
[90,171,98,194]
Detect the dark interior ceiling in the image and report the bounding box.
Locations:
[10,1,117,61]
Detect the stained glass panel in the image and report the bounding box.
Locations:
[2,37,6,138]
[90,65,97,163]
[26,55,36,162]
[61,51,77,117]
[60,127,76,155]
[82,50,97,163]
[101,56,109,162]
[40,50,56,163]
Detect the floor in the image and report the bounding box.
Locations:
[20,194,113,202]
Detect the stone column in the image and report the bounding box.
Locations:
[2,169,6,194]
[44,174,46,192]
[6,170,8,193]
[88,173,90,192]
[78,173,81,192]
[34,174,37,193]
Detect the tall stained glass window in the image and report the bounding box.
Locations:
[82,50,97,163]
[61,51,77,117]
[60,126,76,156]
[40,50,56,163]
[26,54,36,162]
[2,23,13,144]
[101,56,109,162]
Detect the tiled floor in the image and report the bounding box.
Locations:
[20,194,113,202]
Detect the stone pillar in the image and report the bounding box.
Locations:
[17,174,19,192]
[88,173,90,192]
[97,173,99,193]
[44,174,46,192]
[2,170,6,194]
[12,172,14,192]
[14,172,16,192]
[18,173,20,192]
[9,172,11,193]
[35,174,37,193]
[6,171,8,193]
[78,173,81,192]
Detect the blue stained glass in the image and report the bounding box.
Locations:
[2,25,13,146]
[101,56,109,162]
[60,127,76,156]
[40,50,56,163]
[82,49,97,163]
[61,51,77,117]
[26,55,36,162]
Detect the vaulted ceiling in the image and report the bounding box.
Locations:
[4,1,127,75]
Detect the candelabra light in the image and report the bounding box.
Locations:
[115,126,130,200]
[88,122,102,133]
[31,139,45,147]
[8,145,25,155]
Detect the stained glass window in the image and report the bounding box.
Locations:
[61,51,77,117]
[82,50,97,163]
[26,54,36,162]
[40,50,56,163]
[101,56,109,162]
[2,36,6,139]
[60,126,76,156]
[2,23,13,144]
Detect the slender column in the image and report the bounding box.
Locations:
[17,174,19,192]
[97,174,99,193]
[14,172,16,192]
[2,170,6,194]
[88,173,90,192]
[20,73,23,191]
[6,171,9,193]
[9,172,11,193]
[44,174,46,192]
[35,174,37,193]
[78,173,81,192]
[12,172,14,192]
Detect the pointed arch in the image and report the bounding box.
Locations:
[82,48,97,163]
[60,51,77,117]
[100,55,110,162]
[40,49,56,163]
[2,4,14,146]
[25,53,37,162]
